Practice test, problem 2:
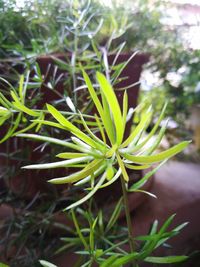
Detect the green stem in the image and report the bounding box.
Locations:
[120,176,136,267]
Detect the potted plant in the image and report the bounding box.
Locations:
[0,66,190,266]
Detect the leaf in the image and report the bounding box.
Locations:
[14,121,38,136]
[110,252,139,267]
[64,171,107,210]
[106,165,115,180]
[56,152,88,159]
[111,51,138,84]
[17,134,81,150]
[129,160,167,191]
[78,111,107,150]
[100,168,121,188]
[122,141,190,164]
[18,75,24,103]
[97,72,124,145]
[71,209,89,250]
[71,136,103,158]
[66,96,76,112]
[140,214,177,258]
[0,92,12,108]
[128,102,168,154]
[144,255,188,264]
[106,197,123,232]
[48,159,103,184]
[0,113,22,143]
[32,119,67,130]
[0,107,10,116]
[100,255,119,267]
[121,106,152,148]
[47,104,99,149]
[133,189,157,199]
[82,69,104,117]
[89,216,98,251]
[82,69,115,144]
[100,84,116,144]
[145,119,168,155]
[95,114,106,144]
[122,90,128,127]
[75,164,106,186]
[39,260,57,267]
[116,154,129,182]
[12,101,39,117]
[125,164,150,170]
[22,156,93,170]
[141,220,158,251]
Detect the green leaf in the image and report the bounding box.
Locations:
[144,255,188,264]
[110,252,139,267]
[82,69,115,145]
[100,168,121,188]
[78,111,107,151]
[121,106,152,148]
[140,214,177,258]
[129,160,167,191]
[111,51,138,85]
[106,165,115,180]
[12,101,39,117]
[122,141,190,164]
[17,133,81,150]
[48,159,103,184]
[106,197,123,232]
[0,107,11,117]
[100,84,116,144]
[100,255,119,267]
[89,216,98,251]
[71,209,89,250]
[97,72,124,145]
[32,119,67,130]
[141,219,158,251]
[47,104,99,149]
[18,75,24,103]
[125,164,150,170]
[116,154,129,182]
[22,156,93,170]
[39,260,57,267]
[0,113,22,143]
[82,70,104,118]
[122,90,128,127]
[56,152,88,159]
[14,121,38,136]
[0,92,12,108]
[145,119,168,155]
[64,171,107,210]
[75,164,106,186]
[128,102,168,154]
[95,114,106,144]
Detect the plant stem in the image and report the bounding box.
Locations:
[120,176,136,267]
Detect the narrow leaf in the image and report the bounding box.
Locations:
[48,159,103,184]
[97,72,124,145]
[144,255,188,264]
[22,156,92,170]
[64,172,107,210]
[123,141,190,164]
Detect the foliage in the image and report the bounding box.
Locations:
[0,66,190,266]
[0,0,194,266]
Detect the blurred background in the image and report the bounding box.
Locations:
[0,0,200,266]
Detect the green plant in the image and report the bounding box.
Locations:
[0,68,190,266]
